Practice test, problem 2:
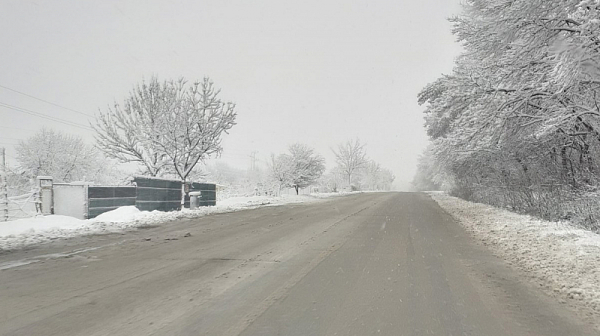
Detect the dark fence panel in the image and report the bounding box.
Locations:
[186,182,217,207]
[134,177,183,212]
[87,186,137,219]
[86,178,217,218]
[132,177,181,189]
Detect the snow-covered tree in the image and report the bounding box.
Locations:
[417,0,600,224]
[15,128,107,183]
[352,160,396,191]
[411,146,446,191]
[269,153,294,194]
[287,144,325,194]
[95,76,237,208]
[269,144,325,195]
[154,78,236,206]
[332,138,368,189]
[378,168,395,191]
[362,160,382,191]
[318,167,345,193]
[94,77,174,177]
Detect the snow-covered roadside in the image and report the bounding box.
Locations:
[0,193,352,251]
[429,192,600,328]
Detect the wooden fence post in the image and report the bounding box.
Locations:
[1,148,8,221]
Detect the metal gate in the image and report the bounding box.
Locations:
[53,183,86,219]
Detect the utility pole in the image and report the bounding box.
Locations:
[1,148,8,221]
[249,151,258,171]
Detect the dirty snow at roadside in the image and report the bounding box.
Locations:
[429,192,600,328]
[0,193,349,251]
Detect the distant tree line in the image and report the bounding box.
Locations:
[268,138,395,195]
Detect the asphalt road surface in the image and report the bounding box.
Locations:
[0,193,597,335]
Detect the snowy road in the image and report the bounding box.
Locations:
[0,193,596,335]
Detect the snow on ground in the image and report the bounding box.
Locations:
[0,193,353,251]
[429,192,600,328]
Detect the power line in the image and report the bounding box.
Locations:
[0,101,93,130]
[0,102,92,130]
[0,84,95,118]
[0,125,36,132]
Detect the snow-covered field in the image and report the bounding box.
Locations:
[429,192,600,328]
[0,193,350,251]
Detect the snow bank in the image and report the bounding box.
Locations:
[0,215,87,237]
[0,193,347,251]
[429,192,600,328]
[91,206,144,223]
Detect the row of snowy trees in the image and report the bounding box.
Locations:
[268,139,395,195]
[416,1,600,227]
[328,138,395,192]
[10,131,393,199]
[10,76,394,201]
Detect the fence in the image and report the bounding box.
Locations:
[53,184,138,219]
[133,177,216,211]
[51,177,216,220]
[134,177,182,212]
[1,192,37,221]
[1,176,217,221]
[0,172,37,221]
[88,186,137,219]
[187,182,217,207]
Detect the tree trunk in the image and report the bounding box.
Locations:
[180,180,186,211]
[294,185,299,195]
[561,147,576,186]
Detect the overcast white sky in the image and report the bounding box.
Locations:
[0,0,462,190]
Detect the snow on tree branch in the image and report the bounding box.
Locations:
[94,76,237,209]
[332,138,368,189]
[417,0,600,229]
[269,144,325,195]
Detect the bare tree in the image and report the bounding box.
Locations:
[332,138,368,189]
[95,76,237,208]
